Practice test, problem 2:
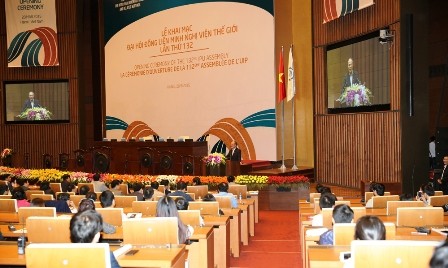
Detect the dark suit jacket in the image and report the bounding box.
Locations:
[128,192,144,201]
[341,71,361,94]
[226,148,241,161]
[436,165,448,194]
[22,99,41,111]
[61,180,73,192]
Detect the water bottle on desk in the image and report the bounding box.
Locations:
[17,236,25,255]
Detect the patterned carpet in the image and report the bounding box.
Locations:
[229,210,300,268]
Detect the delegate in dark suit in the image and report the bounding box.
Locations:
[435,156,448,194]
[341,71,361,94]
[22,99,41,111]
[226,147,241,161]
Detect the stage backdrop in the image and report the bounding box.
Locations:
[5,0,59,67]
[103,0,276,160]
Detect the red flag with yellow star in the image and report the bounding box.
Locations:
[277,49,286,103]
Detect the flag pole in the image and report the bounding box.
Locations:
[280,46,286,170]
[291,44,298,170]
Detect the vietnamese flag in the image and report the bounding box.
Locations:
[277,49,286,103]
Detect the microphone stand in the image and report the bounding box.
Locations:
[124,154,128,174]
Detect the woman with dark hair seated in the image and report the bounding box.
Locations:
[143,187,154,201]
[156,196,192,243]
[86,191,98,201]
[342,215,386,267]
[192,177,201,186]
[12,187,30,208]
[78,185,90,196]
[160,179,171,195]
[30,198,45,207]
[77,198,116,234]
[355,215,386,240]
[39,181,55,197]
[202,193,216,201]
[202,194,225,215]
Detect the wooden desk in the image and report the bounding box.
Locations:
[299,207,315,214]
[247,192,259,223]
[102,226,123,240]
[0,224,24,238]
[394,227,447,241]
[113,244,188,268]
[203,216,231,268]
[103,225,214,268]
[0,242,26,266]
[232,205,249,245]
[308,245,349,268]
[218,208,241,257]
[241,199,255,236]
[188,226,214,268]
[365,208,388,215]
[0,212,18,223]
[302,225,446,268]
[0,243,187,268]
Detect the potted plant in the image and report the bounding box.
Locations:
[17,107,52,120]
[203,153,226,176]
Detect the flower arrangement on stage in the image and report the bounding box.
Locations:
[337,84,373,107]
[1,148,12,159]
[268,175,310,191]
[203,153,226,167]
[235,175,269,190]
[17,107,52,120]
[177,176,228,186]
[0,166,310,190]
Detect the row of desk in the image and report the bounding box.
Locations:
[0,241,189,268]
[0,196,258,268]
[299,198,448,268]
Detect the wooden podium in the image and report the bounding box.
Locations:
[226,160,241,176]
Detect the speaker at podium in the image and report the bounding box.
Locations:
[226,160,241,176]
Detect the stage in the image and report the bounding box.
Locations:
[248,166,314,178]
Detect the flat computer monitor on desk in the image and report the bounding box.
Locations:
[187,185,209,200]
[228,184,247,199]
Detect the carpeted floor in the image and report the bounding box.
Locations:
[230,210,301,268]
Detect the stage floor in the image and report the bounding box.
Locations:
[309,183,361,199]
[248,166,314,178]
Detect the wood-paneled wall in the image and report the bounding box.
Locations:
[313,0,402,188]
[0,0,80,168]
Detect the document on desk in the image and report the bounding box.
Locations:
[113,244,133,257]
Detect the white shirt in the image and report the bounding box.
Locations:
[429,141,436,157]
[311,213,323,226]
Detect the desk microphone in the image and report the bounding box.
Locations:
[124,154,128,173]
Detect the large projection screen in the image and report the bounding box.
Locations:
[103,0,275,160]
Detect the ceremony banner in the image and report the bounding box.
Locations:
[324,0,374,23]
[6,0,59,67]
[103,0,276,160]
